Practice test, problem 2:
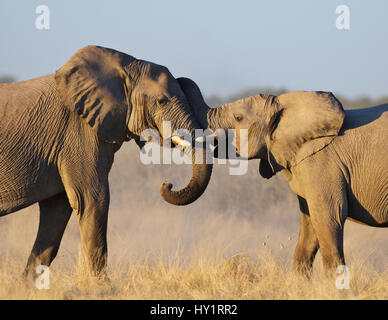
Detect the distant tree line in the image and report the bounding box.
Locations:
[0,75,15,83]
[1,75,387,110]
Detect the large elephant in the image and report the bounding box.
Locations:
[0,46,213,277]
[178,77,388,277]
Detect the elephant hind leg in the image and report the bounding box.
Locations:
[24,192,72,278]
[293,196,319,278]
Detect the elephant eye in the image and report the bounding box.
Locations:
[158,96,169,105]
[234,114,243,122]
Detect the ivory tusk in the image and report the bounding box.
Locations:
[195,132,217,143]
[171,136,192,148]
[195,136,206,143]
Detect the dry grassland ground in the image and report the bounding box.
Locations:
[0,143,387,299]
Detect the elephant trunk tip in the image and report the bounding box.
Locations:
[161,181,173,191]
[160,146,213,206]
[160,181,194,206]
[160,168,212,206]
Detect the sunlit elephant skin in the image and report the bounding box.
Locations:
[178,78,388,277]
[0,46,213,278]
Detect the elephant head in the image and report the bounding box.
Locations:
[177,77,345,178]
[55,46,212,205]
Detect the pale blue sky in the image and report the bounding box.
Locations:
[0,0,387,98]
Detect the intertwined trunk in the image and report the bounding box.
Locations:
[160,146,212,205]
[205,104,232,130]
[158,97,213,206]
[160,78,233,206]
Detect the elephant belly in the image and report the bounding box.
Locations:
[347,163,388,227]
[0,162,64,216]
[348,198,388,227]
[341,105,388,226]
[0,75,69,215]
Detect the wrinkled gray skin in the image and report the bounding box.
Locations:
[0,46,213,278]
[178,78,388,277]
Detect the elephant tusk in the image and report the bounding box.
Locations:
[195,132,217,143]
[171,136,192,148]
[172,133,217,148]
[195,136,206,143]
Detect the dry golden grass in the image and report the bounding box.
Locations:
[1,251,388,300]
[0,144,387,300]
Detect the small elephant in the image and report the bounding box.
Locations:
[0,46,213,278]
[178,78,388,277]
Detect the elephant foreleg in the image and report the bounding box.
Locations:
[58,141,114,279]
[292,196,319,278]
[75,186,110,279]
[24,192,72,278]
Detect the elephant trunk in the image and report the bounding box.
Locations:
[160,145,212,206]
[206,105,232,131]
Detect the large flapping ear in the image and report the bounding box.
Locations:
[266,91,345,169]
[55,45,135,144]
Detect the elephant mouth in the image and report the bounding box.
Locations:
[167,133,249,160]
[210,135,249,160]
[208,134,232,159]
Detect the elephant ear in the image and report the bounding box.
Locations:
[267,91,345,169]
[55,45,135,144]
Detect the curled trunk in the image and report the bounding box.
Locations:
[160,146,212,206]
[160,77,234,206]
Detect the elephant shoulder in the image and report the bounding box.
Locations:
[293,136,336,166]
